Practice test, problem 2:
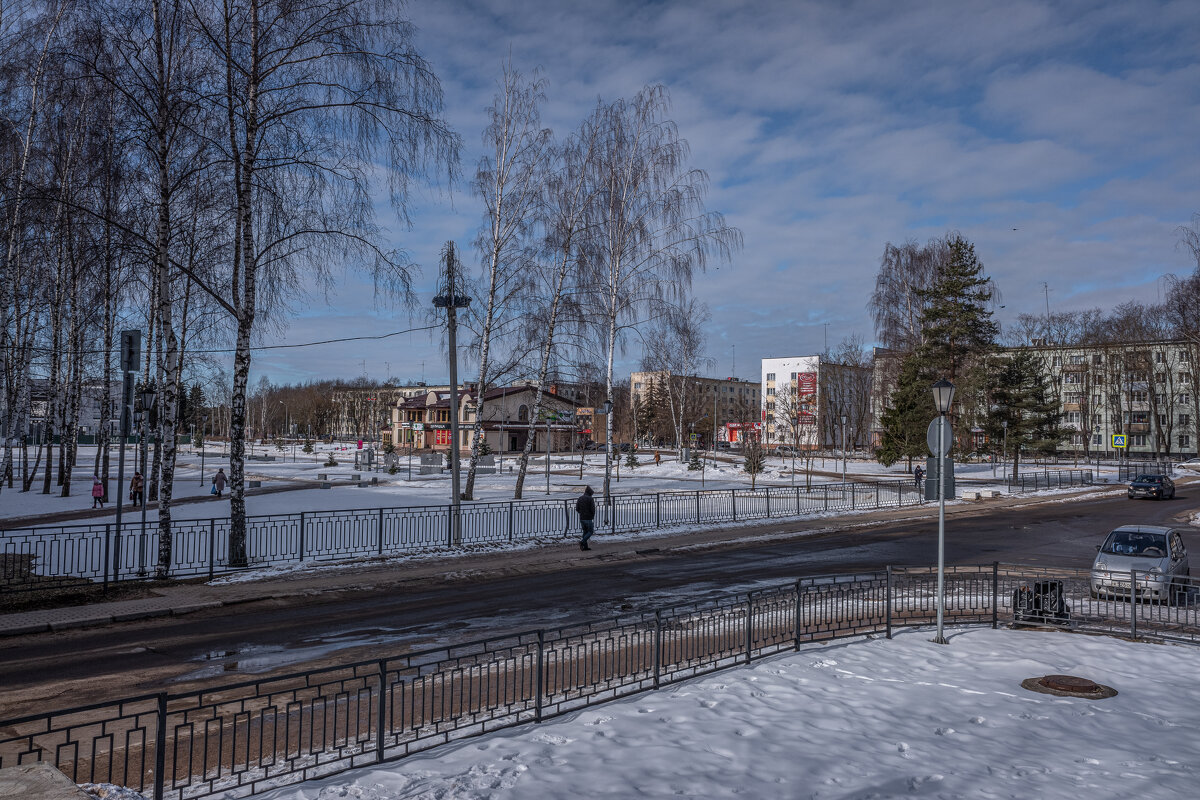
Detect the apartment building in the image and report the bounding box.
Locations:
[1014,339,1198,459]
[761,356,872,449]
[629,371,761,444]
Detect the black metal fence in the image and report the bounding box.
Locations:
[3,562,1198,800]
[1117,460,1175,481]
[1006,469,1094,493]
[0,481,921,594]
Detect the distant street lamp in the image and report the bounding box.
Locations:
[931,378,955,646]
[434,253,471,543]
[840,414,848,485]
[135,385,157,577]
[200,414,208,485]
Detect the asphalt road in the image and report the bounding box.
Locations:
[2,487,1196,717]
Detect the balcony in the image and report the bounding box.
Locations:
[1127,423,1150,434]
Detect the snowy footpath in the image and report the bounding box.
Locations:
[237,626,1199,800]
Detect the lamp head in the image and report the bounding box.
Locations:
[930,379,955,415]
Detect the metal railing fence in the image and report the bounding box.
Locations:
[1005,469,1094,493]
[1117,460,1175,481]
[4,563,1199,800]
[0,481,921,594]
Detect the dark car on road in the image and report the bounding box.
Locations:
[1128,473,1175,500]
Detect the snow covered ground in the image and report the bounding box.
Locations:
[1,443,1135,525]
[245,626,1198,800]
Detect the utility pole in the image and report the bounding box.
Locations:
[113,330,141,579]
[434,243,471,545]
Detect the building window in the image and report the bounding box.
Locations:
[1131,391,1147,403]
[1052,356,1061,367]
[1063,373,1082,384]
[1180,350,1191,362]
[1181,435,1192,447]
[1181,373,1193,384]
[1181,394,1192,404]
[766,387,775,396]
[790,372,797,379]
[634,382,642,390]
[1156,351,1166,363]
[1092,434,1103,446]
[1065,411,1081,424]
[1132,434,1147,446]
[1182,414,1192,426]
[1093,354,1103,365]
[1158,414,1168,426]
[518,405,529,422]
[765,373,775,382]
[434,429,451,446]
[1069,355,1085,365]
[765,402,775,411]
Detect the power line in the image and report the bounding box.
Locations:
[25,324,441,357]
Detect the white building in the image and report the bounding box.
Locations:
[761,356,820,446]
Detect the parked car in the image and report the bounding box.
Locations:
[716,441,731,450]
[1090,525,1190,602]
[617,442,633,452]
[776,445,797,457]
[1128,473,1175,500]
[583,440,599,450]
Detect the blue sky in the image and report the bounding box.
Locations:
[249,0,1200,386]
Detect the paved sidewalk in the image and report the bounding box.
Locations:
[0,481,1129,638]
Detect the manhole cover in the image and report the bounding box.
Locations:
[1021,674,1117,699]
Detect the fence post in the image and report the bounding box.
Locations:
[208,519,216,580]
[103,524,112,590]
[823,485,828,511]
[535,630,545,722]
[1130,569,1138,639]
[656,493,661,528]
[796,486,800,514]
[153,692,167,800]
[299,511,306,561]
[745,593,754,663]
[696,491,701,524]
[991,562,999,629]
[653,610,662,688]
[886,566,893,639]
[376,659,388,761]
[765,487,771,518]
[378,508,385,555]
[447,506,453,547]
[509,501,515,542]
[731,488,737,521]
[794,579,803,650]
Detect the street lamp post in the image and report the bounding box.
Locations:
[600,400,614,524]
[199,415,208,485]
[840,414,848,485]
[1002,420,1008,483]
[433,251,471,544]
[931,378,955,645]
[135,385,156,577]
[1093,424,1101,474]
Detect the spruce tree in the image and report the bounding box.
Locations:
[983,351,1067,481]
[744,436,765,488]
[915,236,999,382]
[876,355,936,469]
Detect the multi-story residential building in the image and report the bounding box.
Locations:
[390,384,579,453]
[761,356,872,450]
[629,371,761,444]
[1012,339,1197,459]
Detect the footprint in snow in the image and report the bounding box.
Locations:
[935,727,954,736]
[969,716,985,725]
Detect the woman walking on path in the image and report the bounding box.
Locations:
[91,476,105,508]
[129,471,144,508]
[212,468,227,497]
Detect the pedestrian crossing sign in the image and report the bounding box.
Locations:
[1112,434,1127,448]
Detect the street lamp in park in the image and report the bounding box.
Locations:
[200,414,208,485]
[601,399,614,524]
[1002,419,1008,482]
[1093,425,1101,473]
[840,414,848,485]
[931,378,955,646]
[135,385,156,577]
[434,263,471,543]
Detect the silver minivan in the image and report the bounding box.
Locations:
[1090,525,1190,602]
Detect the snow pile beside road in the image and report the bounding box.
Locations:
[257,627,1200,800]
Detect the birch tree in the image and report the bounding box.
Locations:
[582,85,740,504]
[512,119,599,499]
[191,0,459,565]
[462,63,549,500]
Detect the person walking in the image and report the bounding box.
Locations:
[654,450,661,467]
[914,465,925,488]
[575,486,596,551]
[129,471,145,508]
[212,467,227,497]
[91,475,105,509]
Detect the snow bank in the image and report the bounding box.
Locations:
[254,626,1199,799]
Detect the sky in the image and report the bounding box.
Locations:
[248,0,1200,387]
[252,627,1200,800]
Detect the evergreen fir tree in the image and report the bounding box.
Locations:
[983,351,1067,481]
[914,236,999,382]
[687,450,702,470]
[625,449,639,469]
[876,355,936,469]
[743,436,765,488]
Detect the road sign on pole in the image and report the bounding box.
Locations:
[926,417,953,456]
[1111,434,1127,448]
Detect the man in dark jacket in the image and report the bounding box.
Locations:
[575,486,596,550]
